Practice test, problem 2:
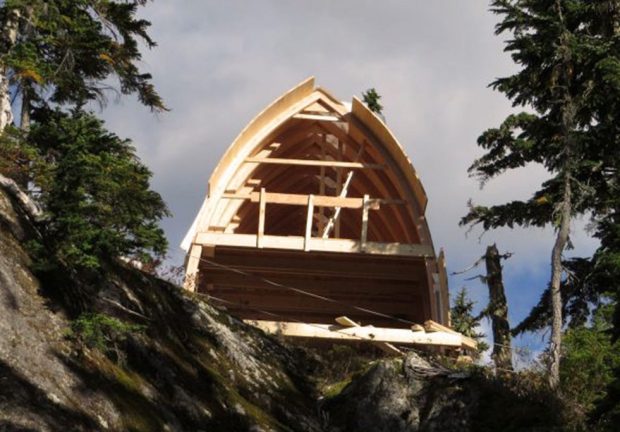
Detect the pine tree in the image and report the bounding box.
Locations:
[28,108,169,271]
[462,0,620,389]
[451,287,489,356]
[0,0,165,134]
[0,1,169,277]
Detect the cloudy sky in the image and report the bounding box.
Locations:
[99,1,599,357]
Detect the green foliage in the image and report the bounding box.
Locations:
[27,108,169,271]
[68,312,145,356]
[513,257,603,334]
[561,304,620,429]
[462,0,620,230]
[451,287,490,355]
[67,312,145,368]
[362,88,383,115]
[0,125,40,179]
[462,0,620,389]
[0,0,166,111]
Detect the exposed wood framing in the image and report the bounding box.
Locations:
[183,244,203,292]
[244,157,384,170]
[336,316,403,355]
[257,188,266,248]
[247,319,475,349]
[221,191,397,209]
[293,113,341,122]
[322,142,366,238]
[425,320,477,350]
[195,232,435,257]
[361,194,370,250]
[437,249,451,327]
[304,194,314,251]
[319,135,326,233]
[181,78,460,342]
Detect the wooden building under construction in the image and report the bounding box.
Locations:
[182,77,473,351]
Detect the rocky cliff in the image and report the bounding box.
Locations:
[0,187,564,431]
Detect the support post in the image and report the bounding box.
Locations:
[304,194,314,251]
[319,135,326,233]
[361,194,369,251]
[335,140,343,238]
[257,187,266,248]
[184,244,203,292]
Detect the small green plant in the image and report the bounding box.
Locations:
[68,313,145,362]
[362,88,383,115]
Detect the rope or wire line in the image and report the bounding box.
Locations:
[186,251,532,356]
[194,254,417,327]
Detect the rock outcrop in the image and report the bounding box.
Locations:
[0,187,322,431]
[0,186,565,431]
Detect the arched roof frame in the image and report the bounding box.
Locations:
[182,77,434,253]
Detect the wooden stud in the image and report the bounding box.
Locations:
[438,249,451,327]
[257,188,266,248]
[335,140,343,238]
[425,259,438,324]
[304,194,314,251]
[361,194,370,251]
[183,244,203,292]
[319,135,326,233]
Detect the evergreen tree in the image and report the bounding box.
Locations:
[0,0,166,134]
[462,0,620,388]
[451,287,490,356]
[28,108,168,271]
[0,1,169,278]
[561,304,620,429]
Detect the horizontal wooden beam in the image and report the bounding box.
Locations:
[194,233,435,257]
[221,191,405,209]
[244,157,384,170]
[335,316,403,355]
[293,113,341,122]
[425,320,478,350]
[246,320,472,348]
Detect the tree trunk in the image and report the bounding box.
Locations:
[549,175,571,389]
[17,5,34,133]
[0,8,20,132]
[484,244,513,373]
[548,0,575,391]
